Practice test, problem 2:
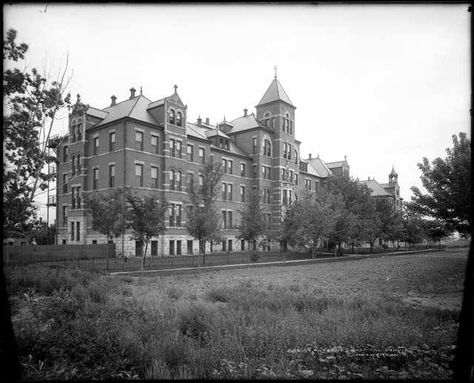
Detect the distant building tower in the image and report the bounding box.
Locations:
[388,165,398,184]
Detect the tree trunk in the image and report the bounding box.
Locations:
[142,241,148,270]
[370,242,373,253]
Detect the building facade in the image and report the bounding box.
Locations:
[359,166,403,211]
[53,76,352,256]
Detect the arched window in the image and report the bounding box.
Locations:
[169,109,176,125]
[263,112,270,127]
[176,111,182,127]
[263,139,271,157]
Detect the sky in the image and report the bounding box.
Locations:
[4,3,471,223]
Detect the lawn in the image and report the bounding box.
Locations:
[5,248,468,379]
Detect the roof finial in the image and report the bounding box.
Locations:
[140,86,143,95]
[223,115,226,122]
[274,65,278,79]
[174,84,178,94]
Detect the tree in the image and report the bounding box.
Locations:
[326,175,376,255]
[401,209,427,248]
[84,189,125,263]
[238,189,266,257]
[3,29,72,237]
[410,132,471,237]
[126,192,168,270]
[185,162,223,265]
[358,211,382,253]
[425,219,452,245]
[376,198,405,246]
[28,220,56,245]
[282,188,344,257]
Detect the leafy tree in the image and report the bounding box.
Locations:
[126,192,168,270]
[28,220,56,245]
[400,208,428,248]
[84,189,125,253]
[185,162,223,265]
[282,188,344,257]
[376,198,405,246]
[3,29,71,237]
[358,211,382,253]
[410,132,471,237]
[326,175,376,254]
[238,189,266,258]
[425,219,452,245]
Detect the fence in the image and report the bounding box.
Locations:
[3,244,116,266]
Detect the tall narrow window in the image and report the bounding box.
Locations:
[169,204,175,227]
[176,205,182,227]
[295,150,298,164]
[186,173,193,191]
[169,240,175,256]
[176,141,182,158]
[177,111,182,126]
[135,131,144,151]
[283,190,288,205]
[169,109,176,125]
[71,187,76,209]
[240,186,245,202]
[151,166,159,188]
[222,159,227,173]
[227,184,232,201]
[199,148,205,163]
[253,137,257,154]
[170,170,175,190]
[71,155,76,175]
[222,211,227,229]
[228,160,233,174]
[187,144,194,161]
[71,222,75,241]
[76,221,80,241]
[109,131,116,151]
[228,211,233,228]
[135,163,143,187]
[170,139,175,157]
[63,146,68,162]
[222,183,227,200]
[176,240,182,255]
[240,163,246,177]
[62,173,68,194]
[93,136,99,155]
[198,174,204,186]
[109,164,115,188]
[176,171,182,191]
[93,168,99,190]
[62,206,67,226]
[76,155,81,174]
[76,187,81,209]
[264,139,271,156]
[151,134,159,154]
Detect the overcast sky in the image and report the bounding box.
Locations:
[4,3,470,222]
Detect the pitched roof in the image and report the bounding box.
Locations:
[95,95,156,127]
[257,78,293,106]
[326,160,346,168]
[359,179,393,197]
[228,113,262,133]
[306,157,333,178]
[86,106,108,120]
[186,122,209,140]
[206,128,230,139]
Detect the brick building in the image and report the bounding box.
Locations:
[54,75,350,256]
[359,167,403,211]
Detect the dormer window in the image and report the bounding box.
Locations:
[168,109,176,125]
[176,111,182,127]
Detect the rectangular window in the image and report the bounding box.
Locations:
[187,144,194,161]
[253,165,257,177]
[71,186,75,209]
[151,240,158,256]
[62,173,68,194]
[222,159,227,173]
[170,139,175,157]
[210,154,214,163]
[253,137,257,154]
[222,240,227,252]
[151,135,159,154]
[222,211,227,229]
[176,205,182,227]
[71,222,74,241]
[109,131,116,151]
[169,241,175,256]
[295,174,299,185]
[93,136,99,155]
[135,163,143,187]
[76,155,81,174]
[198,174,203,186]
[228,211,233,228]
[176,140,182,158]
[240,186,245,202]
[176,240,182,256]
[228,160,233,174]
[62,205,67,226]
[169,204,175,227]
[176,171,182,191]
[109,164,115,188]
[71,155,76,176]
[76,221,80,241]
[135,131,144,151]
[241,239,245,251]
[187,240,193,255]
[199,148,205,163]
[186,173,193,191]
[151,166,159,188]
[283,189,288,205]
[227,184,233,201]
[93,168,99,190]
[222,183,227,200]
[63,146,68,162]
[228,239,233,252]
[240,163,246,177]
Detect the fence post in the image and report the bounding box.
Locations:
[106,244,109,272]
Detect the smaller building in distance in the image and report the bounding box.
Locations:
[359,166,403,211]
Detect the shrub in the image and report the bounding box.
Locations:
[167,286,184,300]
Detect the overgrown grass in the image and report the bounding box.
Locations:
[5,262,461,380]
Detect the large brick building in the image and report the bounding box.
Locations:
[54,75,352,256]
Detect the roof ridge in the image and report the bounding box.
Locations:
[127,96,142,118]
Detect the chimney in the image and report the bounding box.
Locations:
[244,108,248,116]
[308,153,312,160]
[129,87,136,99]
[205,117,209,125]
[197,116,202,126]
[110,95,117,106]
[368,176,370,180]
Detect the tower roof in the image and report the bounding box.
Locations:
[389,165,398,178]
[257,78,293,107]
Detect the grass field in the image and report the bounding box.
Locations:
[5,248,468,379]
